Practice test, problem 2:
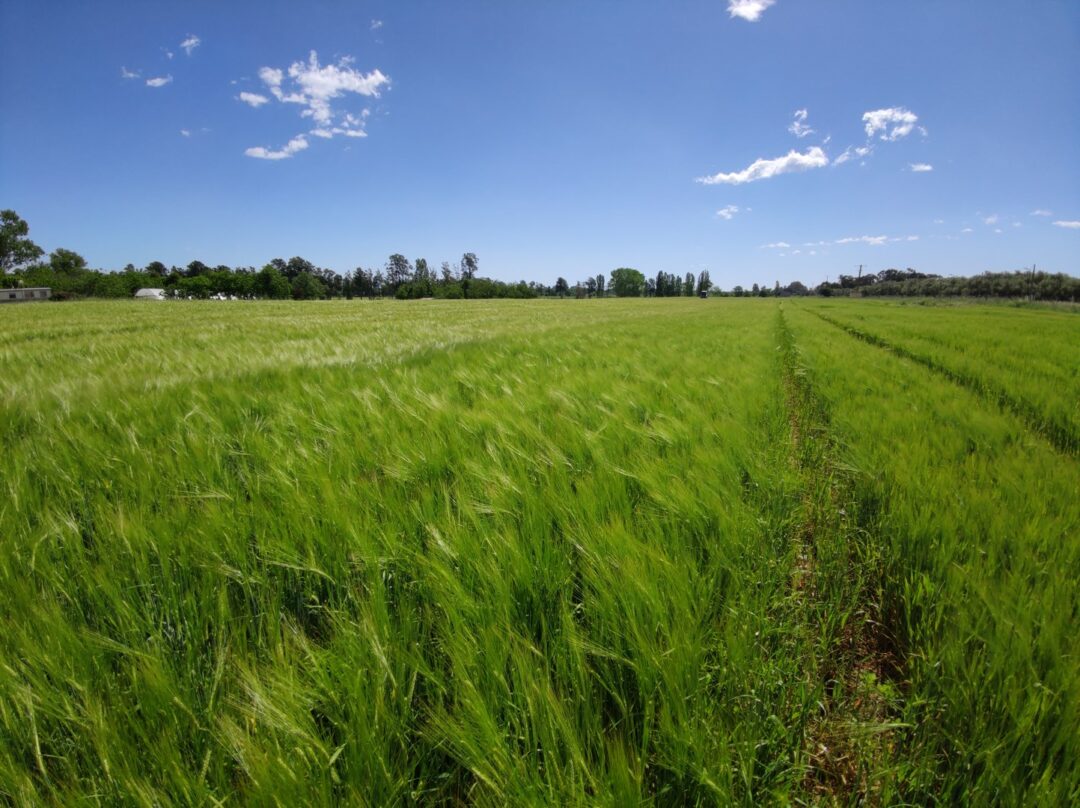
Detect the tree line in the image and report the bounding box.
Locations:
[2,209,1075,302]
[723,267,1078,302]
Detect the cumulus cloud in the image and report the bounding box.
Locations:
[910,163,933,172]
[1030,209,1052,216]
[1053,220,1080,229]
[146,75,173,88]
[761,241,791,249]
[371,19,384,30]
[243,51,388,158]
[120,66,140,79]
[697,146,828,185]
[961,227,974,233]
[728,0,776,22]
[982,214,999,225]
[180,35,201,56]
[788,108,814,138]
[863,107,919,141]
[238,91,269,107]
[258,50,388,126]
[180,129,191,137]
[716,205,740,220]
[245,135,310,160]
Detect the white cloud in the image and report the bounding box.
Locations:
[727,0,776,22]
[961,227,974,233]
[863,107,919,141]
[994,228,1003,234]
[933,218,945,224]
[180,35,201,56]
[120,66,140,79]
[1053,220,1080,229]
[982,214,999,225]
[697,146,828,185]
[910,163,933,172]
[370,19,384,30]
[259,50,388,125]
[761,241,791,249]
[146,75,173,88]
[244,53,387,157]
[833,145,872,166]
[245,135,310,160]
[180,129,191,137]
[1030,209,1052,216]
[716,205,740,220]
[1012,222,1022,228]
[788,108,814,138]
[835,235,889,246]
[907,235,920,241]
[238,91,269,107]
[165,50,174,60]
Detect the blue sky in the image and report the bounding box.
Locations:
[2,0,1078,287]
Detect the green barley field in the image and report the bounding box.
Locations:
[1,298,1077,805]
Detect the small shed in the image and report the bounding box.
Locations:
[0,287,51,303]
[134,288,167,300]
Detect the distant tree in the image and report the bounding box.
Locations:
[554,277,569,297]
[145,261,168,277]
[50,248,88,275]
[385,254,412,292]
[751,283,760,296]
[684,272,696,296]
[441,261,455,284]
[185,260,210,277]
[733,285,744,297]
[595,273,606,297]
[610,267,645,297]
[177,275,212,299]
[585,277,597,297]
[460,252,478,280]
[0,210,44,272]
[291,271,326,300]
[697,270,712,295]
[255,263,291,299]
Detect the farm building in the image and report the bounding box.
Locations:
[0,287,51,303]
[134,288,167,300]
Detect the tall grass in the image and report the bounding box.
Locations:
[803,299,1079,453]
[2,300,822,804]
[785,302,1080,803]
[1,298,1076,804]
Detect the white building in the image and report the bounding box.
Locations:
[0,287,51,303]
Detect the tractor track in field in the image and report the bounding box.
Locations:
[777,308,903,804]
[808,309,1079,457]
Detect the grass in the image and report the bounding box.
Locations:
[0,297,1076,805]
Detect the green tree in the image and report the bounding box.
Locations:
[460,252,478,280]
[255,263,291,299]
[50,248,88,275]
[0,210,44,272]
[554,277,569,297]
[609,268,645,297]
[291,272,327,300]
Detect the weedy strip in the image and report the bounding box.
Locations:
[777,307,904,803]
